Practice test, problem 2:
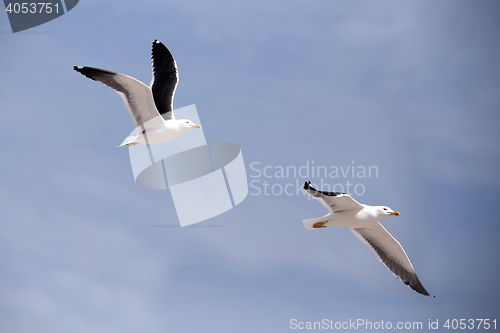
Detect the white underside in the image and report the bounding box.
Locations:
[118,118,191,147]
[303,209,377,229]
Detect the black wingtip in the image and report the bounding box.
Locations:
[151,40,174,62]
[303,181,314,190]
[407,274,435,297]
[72,66,119,83]
[73,66,89,75]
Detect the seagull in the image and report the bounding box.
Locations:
[303,181,433,297]
[74,40,201,147]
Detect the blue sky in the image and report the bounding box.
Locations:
[1,1,499,332]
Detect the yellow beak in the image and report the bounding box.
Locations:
[191,124,202,129]
[390,211,401,216]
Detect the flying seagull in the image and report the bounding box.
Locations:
[74,40,201,147]
[303,181,433,297]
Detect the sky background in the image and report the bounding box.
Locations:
[1,1,499,332]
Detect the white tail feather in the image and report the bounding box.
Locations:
[118,135,141,147]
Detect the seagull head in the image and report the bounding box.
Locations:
[179,119,202,130]
[377,206,400,219]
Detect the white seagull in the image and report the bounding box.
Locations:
[74,40,201,147]
[303,181,433,297]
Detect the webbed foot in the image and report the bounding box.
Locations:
[312,222,327,228]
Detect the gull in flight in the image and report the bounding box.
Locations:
[74,40,201,147]
[303,181,433,297]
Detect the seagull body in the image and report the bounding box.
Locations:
[74,40,201,147]
[303,181,433,297]
[118,114,197,146]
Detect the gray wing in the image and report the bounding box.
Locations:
[350,223,433,297]
[73,66,161,130]
[303,181,363,212]
[151,40,178,121]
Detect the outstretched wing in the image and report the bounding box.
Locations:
[73,66,162,131]
[151,40,178,121]
[303,181,363,212]
[350,223,433,296]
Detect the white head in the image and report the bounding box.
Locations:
[178,119,202,130]
[375,206,401,219]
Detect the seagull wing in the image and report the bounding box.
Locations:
[350,223,433,296]
[303,181,363,212]
[74,66,163,131]
[151,40,178,121]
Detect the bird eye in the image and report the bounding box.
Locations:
[186,121,188,123]
[383,208,387,210]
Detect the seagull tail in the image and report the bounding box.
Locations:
[302,215,331,230]
[118,135,142,147]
